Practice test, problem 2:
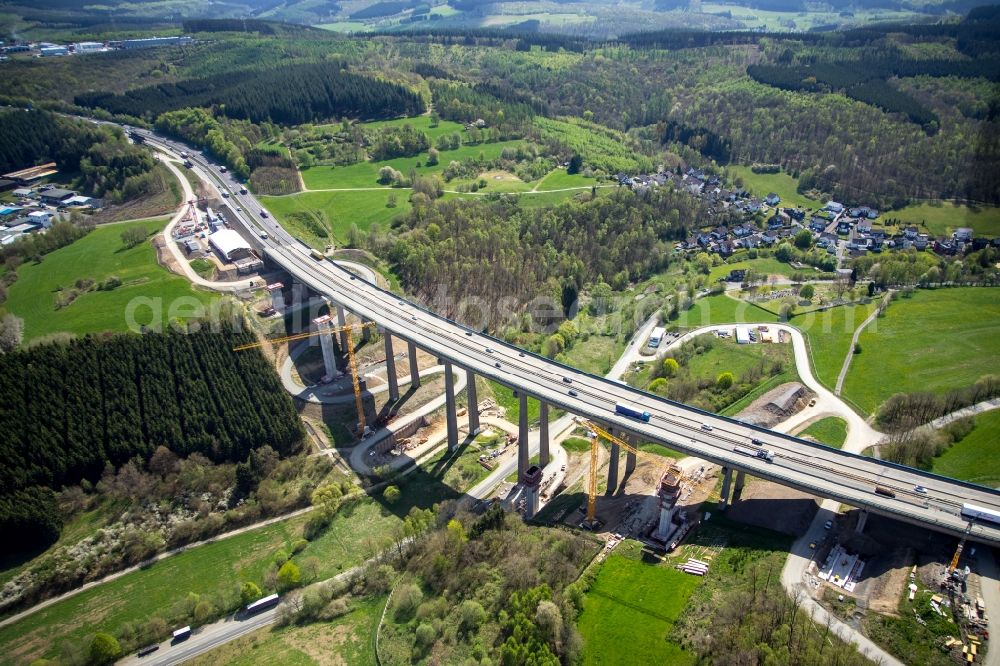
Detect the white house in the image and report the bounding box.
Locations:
[27,210,54,227]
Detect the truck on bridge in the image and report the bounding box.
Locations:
[734,444,774,463]
[615,402,651,422]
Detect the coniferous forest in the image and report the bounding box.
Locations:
[0,325,303,551]
[75,62,425,124]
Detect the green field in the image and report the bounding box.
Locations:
[300,140,524,190]
[930,411,1000,487]
[890,201,1000,238]
[577,552,699,665]
[798,417,848,449]
[677,294,779,328]
[799,300,879,389]
[842,288,1000,415]
[685,335,794,384]
[727,165,815,209]
[489,380,542,425]
[562,334,626,376]
[261,189,412,244]
[707,256,805,282]
[532,167,597,191]
[189,595,384,666]
[4,220,218,341]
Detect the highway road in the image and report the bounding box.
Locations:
[130,127,1000,545]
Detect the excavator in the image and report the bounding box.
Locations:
[234,321,376,435]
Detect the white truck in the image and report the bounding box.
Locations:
[734,444,775,463]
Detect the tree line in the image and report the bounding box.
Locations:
[75,62,425,125]
[0,325,303,552]
[0,110,166,203]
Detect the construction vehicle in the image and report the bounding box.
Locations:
[234,321,376,435]
[580,420,680,527]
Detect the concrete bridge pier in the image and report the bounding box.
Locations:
[336,305,349,352]
[734,470,746,496]
[466,368,480,435]
[622,431,636,475]
[539,402,549,467]
[444,361,458,452]
[382,330,399,403]
[855,509,868,534]
[518,392,529,481]
[719,467,734,510]
[407,341,420,389]
[361,318,372,343]
[313,315,337,382]
[606,442,620,495]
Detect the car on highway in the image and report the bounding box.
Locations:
[568,389,578,397]
[494,362,501,368]
[222,192,229,198]
[751,438,763,446]
[914,485,928,494]
[260,210,269,218]
[486,347,494,353]
[259,231,268,239]
[562,376,572,384]
[465,331,473,336]
[701,423,713,431]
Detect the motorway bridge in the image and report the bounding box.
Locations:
[132,127,1000,546]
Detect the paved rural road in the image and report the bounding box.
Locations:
[117,566,361,666]
[834,290,891,396]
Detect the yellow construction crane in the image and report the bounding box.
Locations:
[949,521,975,574]
[581,420,680,526]
[234,321,376,435]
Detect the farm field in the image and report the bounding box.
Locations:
[888,201,1000,238]
[577,550,698,666]
[930,411,1000,487]
[4,220,218,341]
[842,288,1000,415]
[798,416,848,449]
[800,300,879,389]
[188,595,384,666]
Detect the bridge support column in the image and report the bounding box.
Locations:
[313,315,337,383]
[383,331,399,403]
[362,318,372,343]
[607,443,620,495]
[855,510,868,534]
[735,470,746,494]
[336,305,349,352]
[444,362,458,452]
[719,467,733,510]
[407,341,421,389]
[539,402,550,468]
[518,392,529,482]
[466,369,479,435]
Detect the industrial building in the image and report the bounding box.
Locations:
[39,46,68,57]
[73,42,104,53]
[208,229,254,262]
[120,36,193,50]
